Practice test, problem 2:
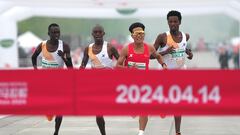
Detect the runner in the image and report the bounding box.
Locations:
[116,22,167,135]
[31,23,73,135]
[80,24,119,135]
[152,10,193,135]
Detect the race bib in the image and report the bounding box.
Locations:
[171,49,185,66]
[171,49,185,59]
[128,61,146,70]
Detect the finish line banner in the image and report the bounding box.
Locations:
[0,69,239,115]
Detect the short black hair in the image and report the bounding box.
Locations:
[129,22,145,33]
[48,23,59,31]
[92,24,104,32]
[167,10,182,22]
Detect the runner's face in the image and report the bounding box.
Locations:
[92,26,105,42]
[48,26,60,41]
[168,16,180,32]
[131,27,145,44]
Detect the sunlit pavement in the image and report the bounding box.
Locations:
[0,116,240,135]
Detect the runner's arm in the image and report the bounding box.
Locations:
[60,43,73,68]
[116,46,128,68]
[31,43,42,69]
[80,47,89,69]
[185,33,193,59]
[149,45,167,69]
[150,33,169,59]
[108,43,119,60]
[186,48,193,60]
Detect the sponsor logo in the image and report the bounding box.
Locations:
[116,8,137,15]
[0,82,28,105]
[0,39,14,48]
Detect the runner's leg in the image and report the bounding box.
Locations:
[174,116,181,135]
[54,116,62,135]
[138,116,148,135]
[96,116,106,135]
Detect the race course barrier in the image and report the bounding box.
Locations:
[0,69,239,116]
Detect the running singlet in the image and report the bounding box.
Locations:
[40,40,65,121]
[40,40,64,68]
[88,41,113,69]
[124,43,149,70]
[159,31,187,69]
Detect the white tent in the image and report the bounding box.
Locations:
[18,31,42,49]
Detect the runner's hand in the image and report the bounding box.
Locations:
[162,63,167,69]
[166,46,175,54]
[57,50,67,61]
[186,49,193,59]
[57,50,65,59]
